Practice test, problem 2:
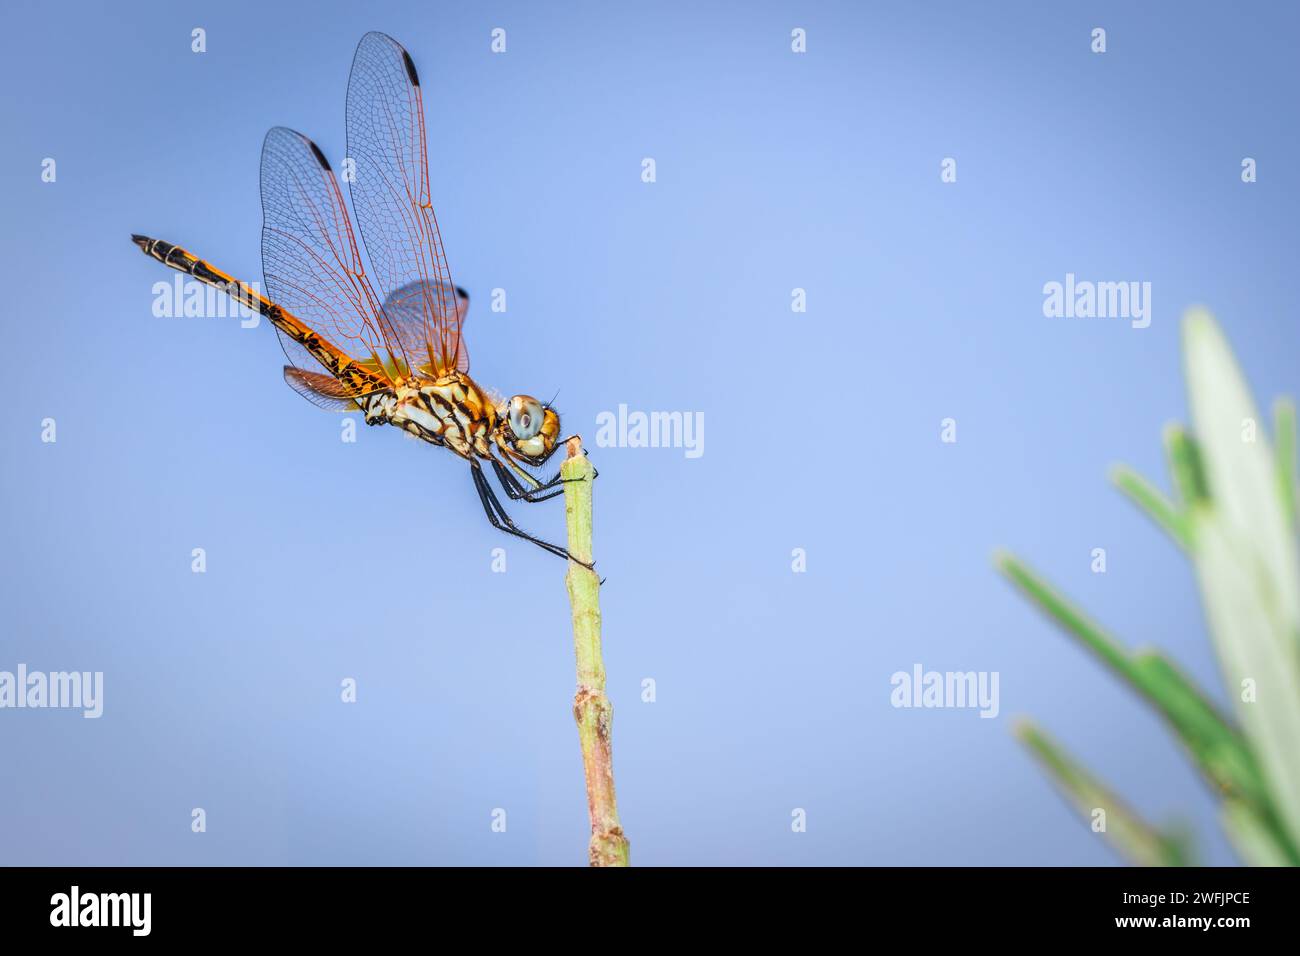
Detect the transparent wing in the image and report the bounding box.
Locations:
[346,31,466,375]
[260,125,413,391]
[382,280,470,374]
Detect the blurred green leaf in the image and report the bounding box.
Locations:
[1110,464,1189,551]
[1016,720,1192,866]
[995,552,1276,813]
[1223,798,1293,867]
[1164,424,1210,509]
[1130,651,1265,800]
[1183,309,1300,851]
[1274,398,1297,529]
[995,551,1132,676]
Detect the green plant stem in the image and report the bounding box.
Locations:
[561,439,629,867]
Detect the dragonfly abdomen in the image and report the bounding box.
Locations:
[130,234,390,398]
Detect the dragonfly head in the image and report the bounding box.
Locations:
[495,394,560,463]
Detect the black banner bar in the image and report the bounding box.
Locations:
[0,866,1282,940]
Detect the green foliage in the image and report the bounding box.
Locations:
[998,310,1300,866]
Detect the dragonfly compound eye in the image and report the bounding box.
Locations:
[509,396,544,441]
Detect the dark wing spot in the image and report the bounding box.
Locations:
[307,139,331,172]
[401,49,420,87]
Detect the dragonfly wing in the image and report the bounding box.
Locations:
[260,125,412,390]
[346,32,467,375]
[381,280,470,374]
[283,366,364,412]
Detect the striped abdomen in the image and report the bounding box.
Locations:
[131,235,389,398]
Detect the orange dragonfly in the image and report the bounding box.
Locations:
[133,32,590,565]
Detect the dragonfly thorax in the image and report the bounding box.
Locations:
[361,373,497,460]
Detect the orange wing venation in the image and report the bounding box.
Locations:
[283,366,364,411]
[346,31,467,376]
[260,125,415,393]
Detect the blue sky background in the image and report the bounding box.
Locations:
[2,1,1298,865]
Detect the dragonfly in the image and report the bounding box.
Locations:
[132,31,591,565]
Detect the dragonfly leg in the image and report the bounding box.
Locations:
[470,461,595,568]
[492,458,568,503]
[494,452,593,503]
[496,442,598,502]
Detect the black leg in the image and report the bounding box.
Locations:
[492,458,568,503]
[499,441,598,499]
[470,461,594,568]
